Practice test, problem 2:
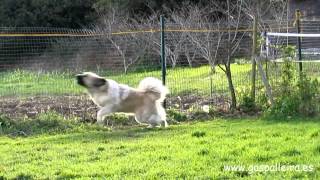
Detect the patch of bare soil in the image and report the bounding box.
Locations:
[0,94,234,122]
[0,95,98,121]
[167,93,231,112]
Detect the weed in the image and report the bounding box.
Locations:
[192,131,206,137]
[167,109,187,122]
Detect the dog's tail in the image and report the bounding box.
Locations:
[138,77,169,102]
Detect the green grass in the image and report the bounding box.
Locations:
[0,62,319,99]
[0,64,253,97]
[0,117,320,179]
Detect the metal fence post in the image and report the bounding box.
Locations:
[160,15,167,108]
[296,9,303,73]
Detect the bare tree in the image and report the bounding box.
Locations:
[212,0,250,109]
[97,9,148,73]
[169,2,251,109]
[143,13,187,68]
[182,40,197,67]
[171,5,223,72]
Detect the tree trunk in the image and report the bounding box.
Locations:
[251,14,258,101]
[225,64,237,110]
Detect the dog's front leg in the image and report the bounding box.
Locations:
[97,106,113,126]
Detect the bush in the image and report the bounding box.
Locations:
[167,109,187,122]
[239,96,256,113]
[297,73,319,116]
[237,86,257,113]
[0,115,12,135]
[266,94,300,119]
[265,46,320,119]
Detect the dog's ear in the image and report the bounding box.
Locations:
[92,78,106,87]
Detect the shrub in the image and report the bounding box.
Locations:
[239,96,256,113]
[265,45,320,119]
[167,109,187,122]
[297,73,319,116]
[187,105,211,120]
[237,86,257,113]
[0,114,13,135]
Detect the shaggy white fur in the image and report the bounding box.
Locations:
[76,72,169,127]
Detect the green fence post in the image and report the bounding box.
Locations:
[296,9,303,73]
[160,15,167,108]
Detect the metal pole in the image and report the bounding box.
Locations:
[296,10,303,72]
[160,15,166,108]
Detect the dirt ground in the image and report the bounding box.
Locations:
[0,95,97,121]
[0,94,231,122]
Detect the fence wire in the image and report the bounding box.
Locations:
[0,20,319,120]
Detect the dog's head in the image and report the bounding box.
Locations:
[76,72,107,89]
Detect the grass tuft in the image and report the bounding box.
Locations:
[282,149,302,157]
[315,145,320,154]
[97,147,105,152]
[198,149,209,156]
[15,174,34,180]
[310,131,319,138]
[191,131,206,137]
[234,170,250,178]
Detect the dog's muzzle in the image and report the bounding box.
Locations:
[76,75,85,87]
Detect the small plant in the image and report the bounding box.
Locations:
[167,109,187,122]
[0,115,13,134]
[297,73,319,116]
[237,86,256,113]
[187,105,212,120]
[279,45,297,96]
[192,131,206,137]
[257,88,269,109]
[104,113,131,126]
[198,149,209,156]
[239,96,256,113]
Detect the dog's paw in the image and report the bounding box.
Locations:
[147,124,163,129]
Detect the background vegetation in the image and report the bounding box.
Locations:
[0,0,212,28]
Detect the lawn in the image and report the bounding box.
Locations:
[0,117,319,179]
[0,64,254,97]
[1,62,319,99]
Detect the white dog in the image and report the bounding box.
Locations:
[76,72,169,127]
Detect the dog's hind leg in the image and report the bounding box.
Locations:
[157,104,168,127]
[147,114,163,128]
[97,106,113,126]
[162,119,168,127]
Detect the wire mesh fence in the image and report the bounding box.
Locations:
[0,19,319,120]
